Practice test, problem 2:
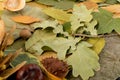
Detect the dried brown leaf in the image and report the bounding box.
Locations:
[0,20,5,45]
[11,15,40,24]
[0,26,16,51]
[0,53,13,68]
[0,61,26,79]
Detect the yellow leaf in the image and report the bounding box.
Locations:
[87,0,105,3]
[43,7,72,22]
[11,15,40,24]
[87,38,105,54]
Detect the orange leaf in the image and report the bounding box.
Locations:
[11,16,40,24]
[102,5,120,14]
[78,1,98,10]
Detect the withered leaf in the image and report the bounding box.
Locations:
[0,61,26,79]
[0,53,13,68]
[11,15,40,24]
[0,20,5,45]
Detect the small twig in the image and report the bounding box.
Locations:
[74,33,120,38]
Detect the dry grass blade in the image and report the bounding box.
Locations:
[0,61,26,79]
[11,15,40,24]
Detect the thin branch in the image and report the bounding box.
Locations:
[74,33,120,38]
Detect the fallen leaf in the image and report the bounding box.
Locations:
[78,1,98,10]
[87,0,105,3]
[43,7,71,22]
[0,20,5,45]
[0,61,26,79]
[93,8,120,34]
[11,15,40,24]
[0,53,13,70]
[35,0,75,10]
[70,4,97,35]
[26,0,32,2]
[25,30,80,59]
[102,5,120,14]
[10,52,40,67]
[87,38,105,54]
[66,41,100,80]
[27,2,48,9]
[1,5,49,39]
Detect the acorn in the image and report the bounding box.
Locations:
[20,29,32,39]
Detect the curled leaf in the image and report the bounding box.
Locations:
[3,0,26,11]
[0,20,5,45]
[11,15,40,24]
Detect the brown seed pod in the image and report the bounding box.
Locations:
[16,64,44,80]
[20,29,32,39]
[41,57,69,79]
[3,0,26,11]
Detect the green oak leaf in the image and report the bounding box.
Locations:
[33,20,69,36]
[66,41,100,80]
[25,30,80,59]
[93,8,120,34]
[70,4,97,35]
